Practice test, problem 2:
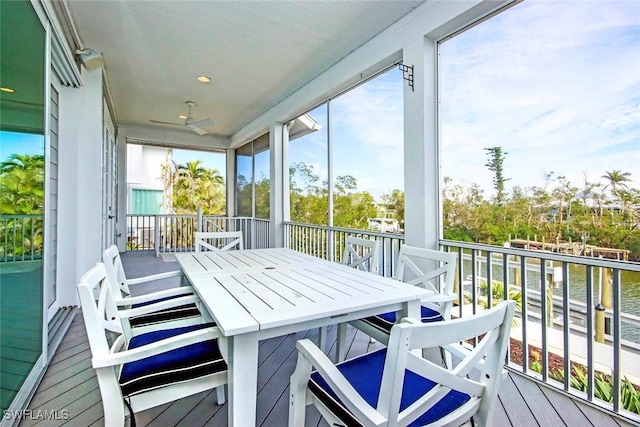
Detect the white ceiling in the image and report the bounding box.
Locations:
[66,1,426,142]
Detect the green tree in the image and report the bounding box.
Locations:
[0,153,45,256]
[484,147,510,205]
[161,159,225,214]
[0,154,45,214]
[380,189,405,226]
[602,170,632,194]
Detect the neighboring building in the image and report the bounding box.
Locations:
[126,144,170,215]
[125,145,171,249]
[368,217,400,233]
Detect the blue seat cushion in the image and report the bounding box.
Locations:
[309,349,470,427]
[361,305,443,334]
[119,323,226,396]
[129,296,202,327]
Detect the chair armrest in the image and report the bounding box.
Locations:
[127,269,184,285]
[422,294,456,303]
[296,339,386,425]
[93,326,222,368]
[118,295,200,318]
[115,286,195,306]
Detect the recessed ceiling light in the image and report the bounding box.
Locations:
[0,87,14,93]
[197,75,211,83]
[178,114,188,119]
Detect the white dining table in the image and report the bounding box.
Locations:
[175,248,433,427]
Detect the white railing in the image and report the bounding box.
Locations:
[0,214,44,262]
[441,239,640,423]
[126,215,271,255]
[125,216,640,422]
[284,222,405,278]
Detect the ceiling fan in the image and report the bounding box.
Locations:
[150,101,213,135]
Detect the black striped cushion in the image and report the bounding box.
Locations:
[130,296,202,327]
[309,349,470,427]
[360,305,443,334]
[119,323,226,396]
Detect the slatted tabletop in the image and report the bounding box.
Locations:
[176,248,433,426]
[175,247,317,274]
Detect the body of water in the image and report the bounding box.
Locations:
[460,256,640,343]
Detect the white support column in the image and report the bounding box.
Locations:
[269,123,284,248]
[226,147,236,217]
[403,36,439,250]
[57,66,104,306]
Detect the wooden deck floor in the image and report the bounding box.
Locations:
[20,251,638,427]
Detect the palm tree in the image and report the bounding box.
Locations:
[164,160,225,215]
[0,154,45,214]
[602,170,632,194]
[601,170,633,223]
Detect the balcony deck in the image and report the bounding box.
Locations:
[19,251,636,427]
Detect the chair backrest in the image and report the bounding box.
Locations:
[77,263,125,360]
[194,231,244,252]
[103,244,133,297]
[395,245,457,294]
[379,300,515,426]
[341,236,380,273]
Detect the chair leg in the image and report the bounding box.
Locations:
[441,346,453,369]
[289,353,312,427]
[96,371,126,427]
[318,326,327,352]
[336,323,348,362]
[216,385,226,405]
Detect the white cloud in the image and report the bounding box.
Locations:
[440,0,640,194]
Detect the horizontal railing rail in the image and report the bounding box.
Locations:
[0,214,44,262]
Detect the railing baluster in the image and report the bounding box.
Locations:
[521,255,528,373]
[561,261,570,392]
[613,268,622,412]
[585,264,594,399]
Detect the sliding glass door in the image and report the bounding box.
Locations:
[0,0,46,414]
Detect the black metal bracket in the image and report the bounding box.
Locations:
[398,63,414,91]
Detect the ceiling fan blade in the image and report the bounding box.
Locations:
[149,119,183,126]
[186,124,208,135]
[191,117,214,127]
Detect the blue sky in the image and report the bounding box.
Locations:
[3,0,638,202]
[0,131,44,160]
[288,0,640,200]
[172,148,226,179]
[440,0,640,195]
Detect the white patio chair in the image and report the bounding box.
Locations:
[341,236,380,272]
[77,263,228,427]
[289,300,515,427]
[194,230,244,252]
[103,245,202,335]
[338,245,458,362]
[326,236,380,358]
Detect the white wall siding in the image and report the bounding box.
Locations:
[48,85,59,309]
[126,144,167,190]
[56,67,104,307]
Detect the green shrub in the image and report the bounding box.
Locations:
[551,366,640,414]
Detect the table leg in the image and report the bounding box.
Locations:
[402,299,421,320]
[227,331,259,427]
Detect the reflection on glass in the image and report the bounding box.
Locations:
[0,0,46,413]
[236,142,253,216]
[288,104,329,225]
[253,134,270,219]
